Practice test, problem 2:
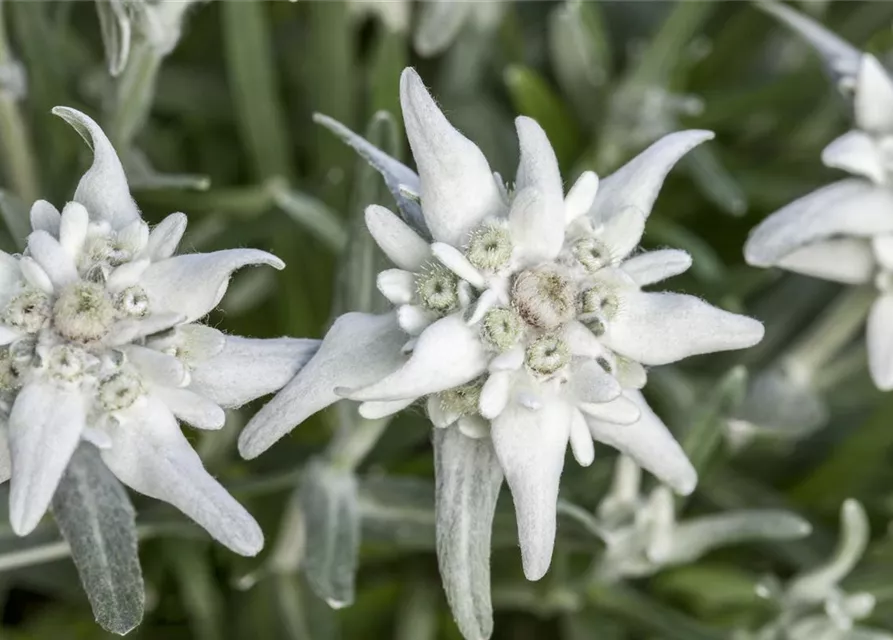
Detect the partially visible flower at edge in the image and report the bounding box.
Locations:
[0,107,318,556]
[744,14,893,391]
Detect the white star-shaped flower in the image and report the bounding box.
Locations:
[0,107,317,555]
[745,48,893,390]
[241,67,763,590]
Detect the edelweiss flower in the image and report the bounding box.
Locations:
[745,47,893,389]
[0,107,316,555]
[738,500,890,640]
[594,456,810,582]
[241,66,763,588]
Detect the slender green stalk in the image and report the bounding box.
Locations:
[108,39,162,149]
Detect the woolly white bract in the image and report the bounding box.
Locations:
[241,66,763,587]
[0,107,317,555]
[745,11,893,391]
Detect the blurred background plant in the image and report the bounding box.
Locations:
[2,0,893,638]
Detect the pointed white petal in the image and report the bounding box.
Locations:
[9,382,86,534]
[153,387,225,430]
[489,345,524,372]
[427,395,453,429]
[821,130,886,184]
[122,344,188,387]
[58,202,89,258]
[578,395,640,424]
[565,171,599,224]
[597,205,647,261]
[106,258,150,293]
[622,250,692,287]
[590,130,714,226]
[358,398,414,420]
[103,398,263,555]
[314,114,426,235]
[467,288,503,325]
[146,212,187,261]
[400,68,502,245]
[0,251,20,295]
[874,235,893,271]
[365,205,431,271]
[81,427,112,450]
[18,256,54,293]
[53,107,141,228]
[27,231,78,288]
[479,371,512,419]
[346,314,488,401]
[776,238,875,284]
[867,294,893,390]
[508,187,553,265]
[855,54,893,134]
[758,0,861,86]
[30,200,61,236]
[571,359,622,404]
[105,312,184,346]
[147,323,226,365]
[491,399,571,580]
[569,409,594,467]
[745,179,893,267]
[512,117,564,261]
[431,242,485,288]
[116,219,149,255]
[603,291,764,366]
[586,391,696,495]
[397,304,436,335]
[190,336,319,408]
[140,249,285,323]
[0,326,20,345]
[376,269,416,305]
[434,426,502,640]
[563,320,611,360]
[239,313,406,459]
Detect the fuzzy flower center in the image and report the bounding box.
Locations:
[572,237,612,273]
[512,265,575,330]
[440,379,483,417]
[417,264,460,314]
[525,334,570,377]
[98,371,144,412]
[480,306,522,352]
[5,289,52,334]
[465,222,513,272]
[53,282,117,343]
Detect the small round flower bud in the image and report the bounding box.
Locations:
[572,237,612,273]
[4,289,52,334]
[53,281,117,342]
[480,306,523,352]
[115,286,150,317]
[416,264,459,314]
[465,221,513,272]
[440,379,483,418]
[525,334,570,377]
[580,285,620,320]
[98,371,144,412]
[512,265,575,330]
[9,337,35,374]
[47,344,88,382]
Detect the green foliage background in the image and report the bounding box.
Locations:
[1,1,893,638]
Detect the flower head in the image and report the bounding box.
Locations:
[0,107,317,555]
[242,67,763,585]
[744,17,893,390]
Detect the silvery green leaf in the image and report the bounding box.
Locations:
[273,573,339,640]
[413,0,470,58]
[300,458,360,609]
[682,366,748,475]
[788,499,869,603]
[125,148,211,192]
[684,145,748,216]
[655,510,812,566]
[548,0,610,123]
[95,0,132,77]
[0,188,28,249]
[434,426,503,640]
[313,112,428,238]
[51,444,144,636]
[270,181,348,253]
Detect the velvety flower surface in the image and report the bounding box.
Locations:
[241,67,763,591]
[744,50,893,390]
[0,107,317,556]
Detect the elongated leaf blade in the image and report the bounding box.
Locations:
[51,444,144,636]
[301,459,360,609]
